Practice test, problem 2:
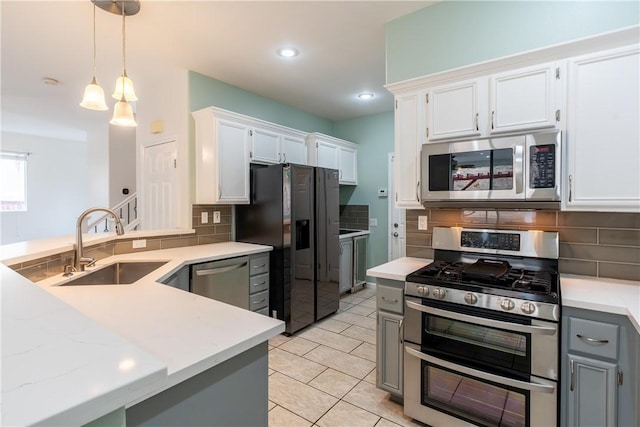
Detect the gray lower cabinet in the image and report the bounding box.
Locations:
[339,238,353,294]
[249,253,269,315]
[562,306,639,427]
[376,278,404,399]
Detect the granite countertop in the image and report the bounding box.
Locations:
[3,241,284,426]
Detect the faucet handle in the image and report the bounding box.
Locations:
[63,265,77,277]
[86,258,97,268]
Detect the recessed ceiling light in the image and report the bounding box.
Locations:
[42,77,60,86]
[358,92,374,100]
[277,47,299,58]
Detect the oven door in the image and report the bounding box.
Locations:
[404,342,557,427]
[421,136,526,202]
[404,296,558,381]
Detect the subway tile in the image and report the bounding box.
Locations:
[559,212,640,229]
[559,259,597,277]
[405,232,430,247]
[214,224,232,234]
[405,210,423,222]
[84,243,115,261]
[194,225,216,235]
[406,246,434,260]
[114,239,162,255]
[197,234,231,245]
[560,243,640,264]
[16,263,48,282]
[558,228,597,244]
[599,229,640,247]
[598,263,640,282]
[22,251,70,268]
[160,236,198,249]
[430,209,461,224]
[460,210,498,224]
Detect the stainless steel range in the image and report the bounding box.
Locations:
[403,227,560,427]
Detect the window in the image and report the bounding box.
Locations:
[1,151,28,212]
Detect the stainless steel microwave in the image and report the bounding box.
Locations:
[420,130,561,208]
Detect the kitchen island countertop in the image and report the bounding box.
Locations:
[367,257,432,282]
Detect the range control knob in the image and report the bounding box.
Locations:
[500,299,515,311]
[521,302,536,315]
[417,286,429,296]
[464,293,478,305]
[433,288,447,300]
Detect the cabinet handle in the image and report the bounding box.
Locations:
[416,181,420,202]
[475,112,479,131]
[282,153,287,163]
[218,185,222,200]
[568,175,573,202]
[253,298,267,305]
[278,152,282,162]
[491,111,495,130]
[399,318,404,345]
[252,281,267,287]
[339,170,343,180]
[577,334,609,345]
[570,358,575,392]
[195,262,248,276]
[381,296,398,304]
[618,370,623,386]
[253,264,266,269]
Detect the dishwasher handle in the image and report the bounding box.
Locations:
[194,262,248,276]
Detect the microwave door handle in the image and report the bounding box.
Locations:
[405,300,557,335]
[514,145,524,194]
[405,343,556,394]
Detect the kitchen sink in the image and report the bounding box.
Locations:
[60,261,168,286]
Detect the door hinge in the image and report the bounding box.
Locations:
[426,93,429,103]
[618,370,623,386]
[249,151,253,159]
[555,67,560,79]
[249,130,253,136]
[426,127,429,138]
[395,100,398,109]
[173,159,177,168]
[555,109,561,122]
[316,142,318,148]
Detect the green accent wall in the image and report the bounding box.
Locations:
[189,71,334,134]
[334,112,395,269]
[386,1,640,83]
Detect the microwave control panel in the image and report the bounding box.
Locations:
[530,144,556,189]
[460,231,521,251]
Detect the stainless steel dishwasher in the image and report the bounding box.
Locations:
[191,256,249,309]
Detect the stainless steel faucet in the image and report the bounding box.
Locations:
[75,207,125,271]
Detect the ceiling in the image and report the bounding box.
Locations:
[1,1,433,140]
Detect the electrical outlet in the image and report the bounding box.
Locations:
[418,216,428,231]
[132,239,147,249]
[201,212,208,224]
[213,211,221,224]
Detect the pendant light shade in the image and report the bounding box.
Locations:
[112,73,138,101]
[80,4,108,111]
[110,97,137,127]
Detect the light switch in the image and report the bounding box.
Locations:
[201,212,208,224]
[418,216,428,231]
[213,211,221,224]
[370,218,377,227]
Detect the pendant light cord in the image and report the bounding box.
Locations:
[122,0,127,78]
[92,4,97,78]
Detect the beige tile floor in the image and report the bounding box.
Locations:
[268,285,421,427]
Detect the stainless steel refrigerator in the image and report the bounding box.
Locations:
[236,164,340,335]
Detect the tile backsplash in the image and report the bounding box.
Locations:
[8,205,232,282]
[406,209,640,282]
[340,205,369,230]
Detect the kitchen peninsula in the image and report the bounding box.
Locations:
[2,240,284,426]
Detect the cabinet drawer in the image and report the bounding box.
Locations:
[250,273,269,294]
[377,285,404,314]
[568,317,619,359]
[249,290,269,311]
[249,254,269,276]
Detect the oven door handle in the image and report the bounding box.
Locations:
[405,343,556,394]
[405,300,557,336]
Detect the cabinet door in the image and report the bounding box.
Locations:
[216,119,250,204]
[394,92,423,209]
[490,63,559,133]
[281,135,307,165]
[427,78,483,141]
[377,311,403,396]
[250,127,280,164]
[316,140,339,170]
[565,46,640,212]
[567,354,617,427]
[353,235,367,285]
[338,146,357,185]
[339,238,353,294]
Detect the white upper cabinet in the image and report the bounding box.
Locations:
[565,45,640,212]
[489,62,560,134]
[250,127,280,164]
[426,62,561,142]
[427,79,484,141]
[192,108,251,204]
[307,133,358,185]
[394,91,424,209]
[280,135,307,165]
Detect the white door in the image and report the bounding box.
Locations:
[142,140,177,230]
[388,153,406,260]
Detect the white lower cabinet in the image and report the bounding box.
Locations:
[192,108,251,204]
[565,45,640,212]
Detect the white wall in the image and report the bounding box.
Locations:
[0,132,89,244]
[134,63,190,230]
[86,125,110,209]
[108,125,136,207]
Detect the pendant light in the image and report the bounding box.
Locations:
[110,0,137,126]
[112,0,137,102]
[80,4,108,111]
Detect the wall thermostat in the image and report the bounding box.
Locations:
[378,188,388,198]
